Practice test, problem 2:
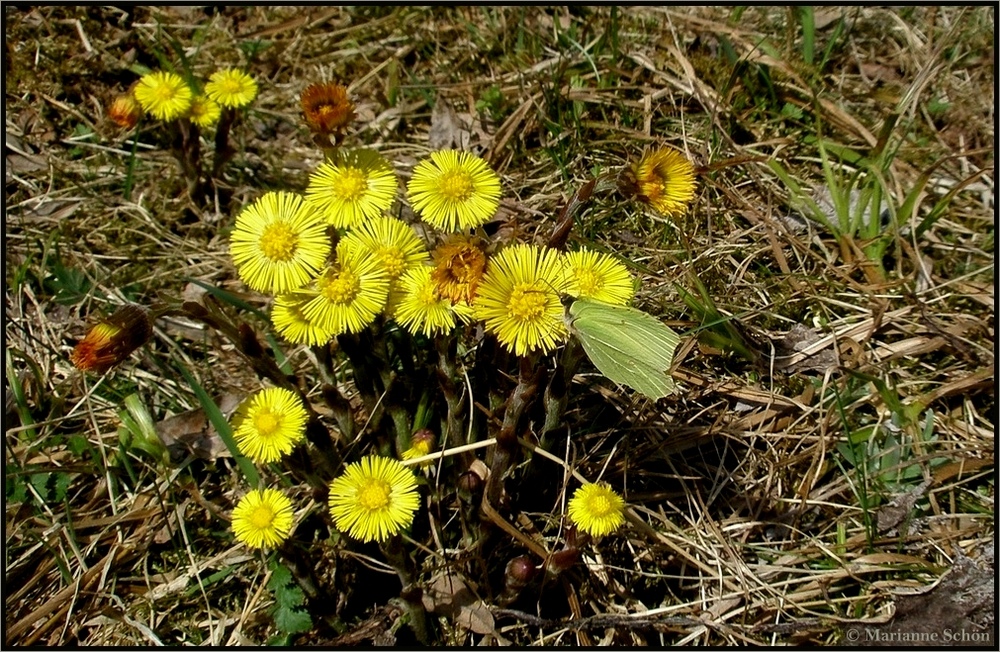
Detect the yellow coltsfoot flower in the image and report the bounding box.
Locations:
[328,456,420,543]
[567,483,625,538]
[406,150,501,232]
[231,488,295,549]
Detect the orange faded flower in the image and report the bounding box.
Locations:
[300,82,355,136]
[430,235,487,305]
[71,304,154,373]
[108,94,142,129]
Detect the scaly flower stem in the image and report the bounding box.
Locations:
[380,535,430,644]
[212,106,237,179]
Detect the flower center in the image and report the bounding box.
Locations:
[320,269,360,304]
[575,268,602,296]
[259,224,299,262]
[332,167,367,201]
[378,247,406,279]
[156,84,177,102]
[253,410,280,437]
[357,478,392,511]
[586,493,615,517]
[249,504,275,528]
[222,78,243,95]
[507,284,547,321]
[417,282,439,307]
[439,170,474,202]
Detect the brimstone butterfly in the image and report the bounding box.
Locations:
[566,298,680,399]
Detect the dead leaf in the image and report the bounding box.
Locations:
[421,571,495,635]
[154,392,243,463]
[844,546,994,646]
[773,323,839,373]
[428,95,471,151]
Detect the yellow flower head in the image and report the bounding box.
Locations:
[338,216,429,282]
[299,245,390,335]
[567,483,625,538]
[229,191,331,295]
[300,82,355,136]
[271,293,334,346]
[231,488,295,549]
[430,235,486,305]
[188,94,222,128]
[71,304,153,374]
[305,149,398,228]
[628,147,697,217]
[393,265,460,338]
[472,243,570,357]
[406,150,502,232]
[232,387,309,464]
[133,71,193,121]
[562,248,634,306]
[205,68,258,108]
[328,455,420,543]
[108,94,142,128]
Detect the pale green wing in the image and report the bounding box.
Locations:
[568,299,680,399]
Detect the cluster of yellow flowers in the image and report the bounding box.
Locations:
[226,383,626,545]
[230,144,694,359]
[108,68,258,129]
[229,386,420,548]
[220,82,698,547]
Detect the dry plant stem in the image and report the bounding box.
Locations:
[379,535,430,644]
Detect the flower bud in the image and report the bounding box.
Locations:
[108,93,142,129]
[71,304,153,373]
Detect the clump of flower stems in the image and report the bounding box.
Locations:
[83,70,698,643]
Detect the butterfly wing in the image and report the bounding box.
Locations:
[568,299,680,399]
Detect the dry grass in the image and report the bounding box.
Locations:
[4,5,994,647]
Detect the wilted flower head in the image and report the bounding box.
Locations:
[71,304,154,374]
[624,147,697,217]
[205,68,258,109]
[567,483,625,538]
[430,235,487,305]
[133,71,193,122]
[300,82,355,137]
[108,93,142,128]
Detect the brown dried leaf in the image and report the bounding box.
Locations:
[154,392,243,463]
[428,95,470,151]
[421,571,495,635]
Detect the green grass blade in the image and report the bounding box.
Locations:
[176,364,260,487]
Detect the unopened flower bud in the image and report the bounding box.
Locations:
[504,555,538,590]
[71,304,153,373]
[108,93,142,129]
